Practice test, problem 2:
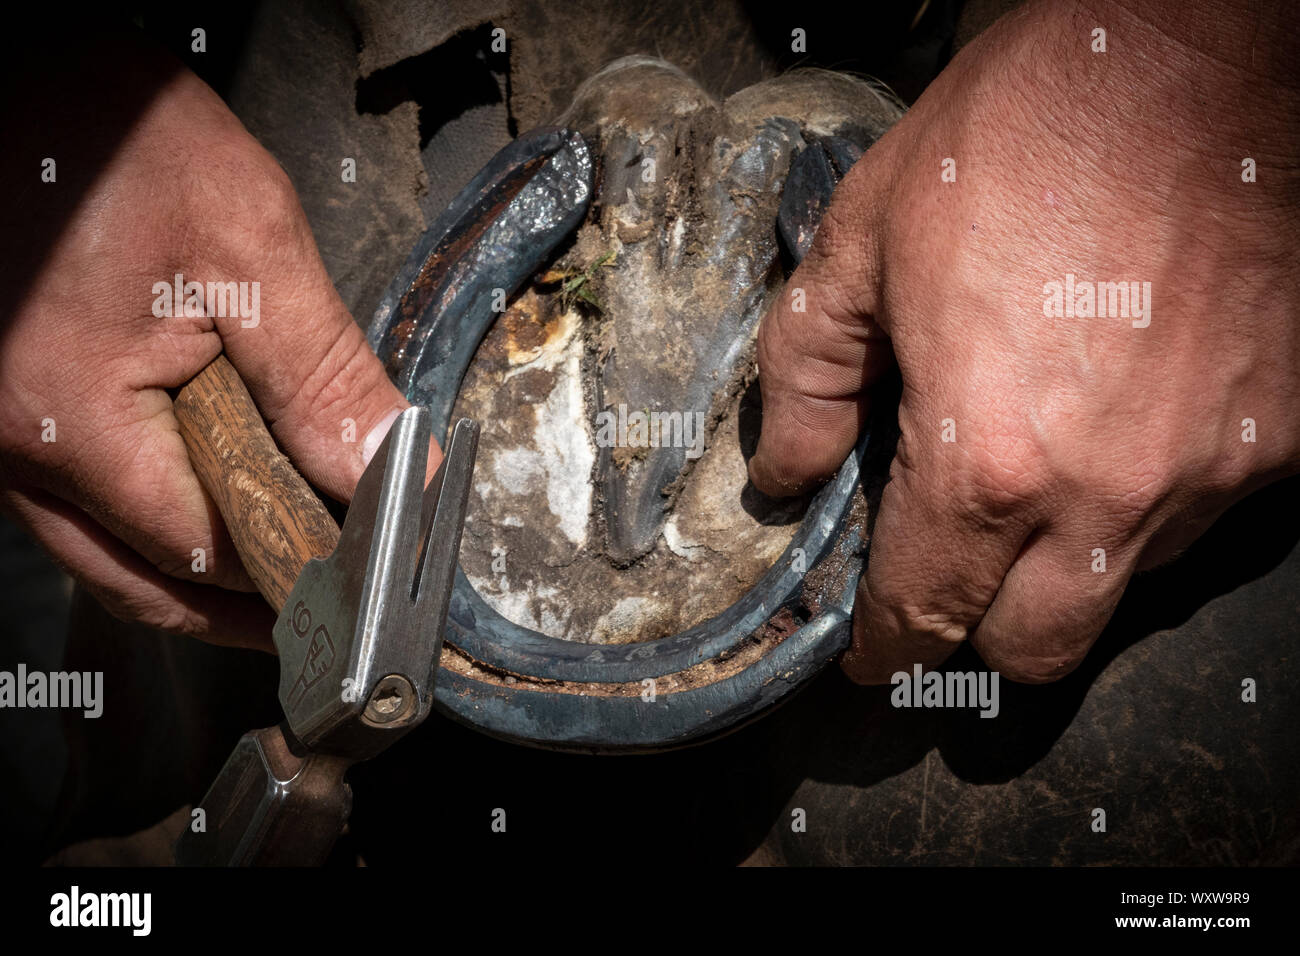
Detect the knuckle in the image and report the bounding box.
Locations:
[244,160,299,225]
[904,608,970,646]
[953,429,1045,527]
[1114,465,1174,513]
[91,580,203,637]
[146,601,204,638]
[153,551,198,581]
[1082,466,1174,537]
[187,145,303,254]
[283,323,383,427]
[896,404,1045,530]
[891,429,917,476]
[1042,425,1176,528]
[865,570,974,647]
[235,168,301,247]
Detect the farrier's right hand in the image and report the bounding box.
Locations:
[0,35,426,648]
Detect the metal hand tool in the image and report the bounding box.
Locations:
[169,354,478,865]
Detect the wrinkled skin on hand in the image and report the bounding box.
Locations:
[750,0,1300,683]
[0,35,432,649]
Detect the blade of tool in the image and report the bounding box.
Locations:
[175,420,477,866]
[172,351,478,864]
[274,416,479,756]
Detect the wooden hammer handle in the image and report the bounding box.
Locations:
[174,354,340,611]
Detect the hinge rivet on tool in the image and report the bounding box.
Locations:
[364,674,416,725]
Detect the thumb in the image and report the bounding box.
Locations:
[748,168,892,497]
[210,174,440,503]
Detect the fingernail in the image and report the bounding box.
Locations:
[361,407,404,466]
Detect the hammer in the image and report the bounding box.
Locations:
[170,354,478,865]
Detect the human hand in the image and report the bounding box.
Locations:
[0,36,433,649]
[749,0,1300,683]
